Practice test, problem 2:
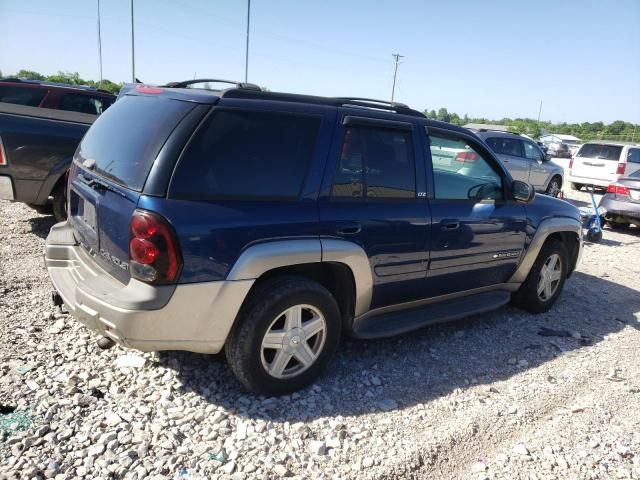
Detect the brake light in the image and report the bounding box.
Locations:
[606,184,631,196]
[136,85,164,94]
[129,210,182,284]
[0,137,6,166]
[616,162,626,175]
[569,158,574,170]
[455,152,478,163]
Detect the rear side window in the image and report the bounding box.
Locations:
[627,148,640,164]
[577,144,623,160]
[0,85,47,107]
[60,93,112,115]
[485,137,523,157]
[171,110,321,199]
[77,95,194,191]
[332,126,415,199]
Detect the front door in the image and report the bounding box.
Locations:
[318,112,431,310]
[425,128,527,296]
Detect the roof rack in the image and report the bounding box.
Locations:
[220,90,425,117]
[162,78,262,91]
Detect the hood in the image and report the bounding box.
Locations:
[527,193,581,224]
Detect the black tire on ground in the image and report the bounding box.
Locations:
[51,183,67,222]
[27,203,54,215]
[608,221,630,230]
[224,276,341,396]
[511,239,569,314]
[546,175,562,197]
[571,183,583,191]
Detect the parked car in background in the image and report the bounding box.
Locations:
[540,134,581,159]
[0,78,115,115]
[599,170,640,229]
[568,142,640,191]
[45,82,582,394]
[475,131,564,197]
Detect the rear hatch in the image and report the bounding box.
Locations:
[571,143,623,183]
[68,94,199,283]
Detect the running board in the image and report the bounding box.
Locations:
[351,290,511,339]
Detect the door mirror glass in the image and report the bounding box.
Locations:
[512,180,535,203]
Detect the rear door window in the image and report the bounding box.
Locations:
[0,85,47,106]
[77,95,194,191]
[171,109,321,199]
[485,137,523,157]
[60,93,111,115]
[627,148,640,164]
[577,144,623,160]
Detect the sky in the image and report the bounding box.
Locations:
[1,0,639,124]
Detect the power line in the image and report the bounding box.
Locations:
[391,53,404,104]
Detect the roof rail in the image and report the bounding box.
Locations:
[162,78,262,91]
[220,90,425,117]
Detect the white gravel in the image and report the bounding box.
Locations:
[1,187,639,480]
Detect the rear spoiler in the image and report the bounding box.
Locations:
[117,82,140,101]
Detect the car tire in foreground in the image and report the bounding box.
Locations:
[511,239,568,313]
[225,276,341,395]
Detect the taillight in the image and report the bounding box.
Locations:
[129,210,182,284]
[455,152,478,163]
[606,184,631,196]
[136,85,163,94]
[616,162,626,175]
[569,158,574,170]
[0,137,7,166]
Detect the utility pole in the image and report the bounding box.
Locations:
[97,0,103,87]
[537,100,543,124]
[244,0,251,82]
[391,53,404,104]
[131,0,136,82]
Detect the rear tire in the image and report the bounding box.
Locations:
[571,182,583,191]
[51,183,67,223]
[225,276,341,396]
[608,221,630,230]
[511,239,568,313]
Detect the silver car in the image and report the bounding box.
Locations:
[475,131,564,197]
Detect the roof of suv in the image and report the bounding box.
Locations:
[581,140,640,147]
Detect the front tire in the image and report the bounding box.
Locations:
[225,276,341,395]
[546,176,562,197]
[511,239,568,313]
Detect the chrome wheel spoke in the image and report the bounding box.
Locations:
[284,306,303,330]
[302,316,324,340]
[549,269,562,282]
[537,278,546,296]
[262,331,286,349]
[269,350,293,377]
[293,342,316,368]
[544,282,554,299]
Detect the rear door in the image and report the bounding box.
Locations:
[571,143,623,183]
[523,139,550,189]
[69,94,199,283]
[425,128,527,296]
[318,111,430,309]
[485,136,529,182]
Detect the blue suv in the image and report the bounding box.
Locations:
[45,80,583,395]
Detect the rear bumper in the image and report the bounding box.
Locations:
[566,173,615,188]
[0,175,14,200]
[45,221,253,354]
[599,196,640,222]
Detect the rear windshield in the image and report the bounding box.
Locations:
[77,95,193,190]
[0,85,47,107]
[577,144,623,161]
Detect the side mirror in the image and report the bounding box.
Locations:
[512,180,535,203]
[545,153,552,161]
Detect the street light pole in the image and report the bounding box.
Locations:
[244,0,251,82]
[131,0,136,82]
[97,0,103,87]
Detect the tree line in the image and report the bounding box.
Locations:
[2,69,123,95]
[423,107,639,142]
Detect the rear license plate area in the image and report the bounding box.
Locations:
[630,190,640,201]
[70,189,97,231]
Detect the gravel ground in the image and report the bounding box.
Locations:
[1,188,639,480]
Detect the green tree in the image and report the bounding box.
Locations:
[437,107,451,123]
[15,69,45,80]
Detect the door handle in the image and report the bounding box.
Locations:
[336,222,362,235]
[441,221,460,231]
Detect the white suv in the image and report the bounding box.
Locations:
[568,142,640,190]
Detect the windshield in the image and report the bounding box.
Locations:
[576,144,623,160]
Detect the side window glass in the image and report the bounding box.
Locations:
[627,148,640,164]
[332,125,415,199]
[0,86,47,107]
[486,137,522,157]
[429,133,503,201]
[60,94,105,114]
[524,141,543,161]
